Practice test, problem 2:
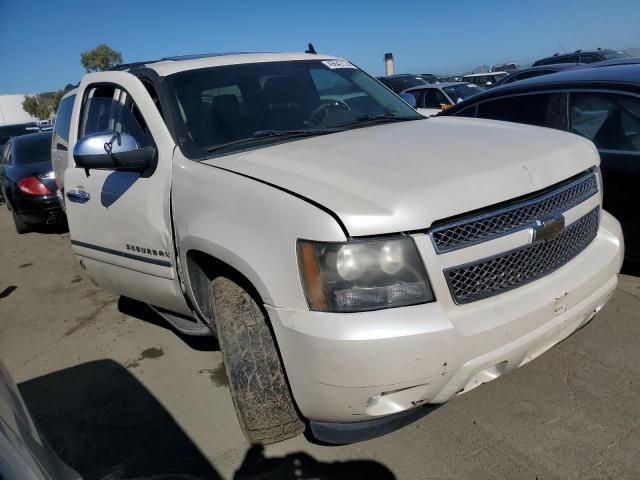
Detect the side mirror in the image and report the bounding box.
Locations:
[73,132,156,172]
[399,93,417,109]
[440,103,451,111]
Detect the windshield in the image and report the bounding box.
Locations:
[15,133,52,164]
[420,75,443,84]
[602,50,630,60]
[386,76,429,93]
[167,60,422,158]
[443,84,483,103]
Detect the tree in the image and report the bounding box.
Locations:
[50,90,64,112]
[80,43,122,72]
[22,95,50,120]
[22,90,65,119]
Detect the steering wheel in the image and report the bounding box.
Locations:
[309,100,351,126]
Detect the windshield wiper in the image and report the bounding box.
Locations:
[333,114,421,130]
[356,114,420,123]
[206,128,343,153]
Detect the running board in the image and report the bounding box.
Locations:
[150,306,214,336]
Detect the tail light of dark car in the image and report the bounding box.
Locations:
[17,176,51,195]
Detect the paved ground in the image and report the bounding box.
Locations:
[1,208,640,480]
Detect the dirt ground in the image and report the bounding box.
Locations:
[1,208,639,480]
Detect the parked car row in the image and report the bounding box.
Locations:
[379,48,632,102]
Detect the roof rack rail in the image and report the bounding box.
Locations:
[160,52,255,61]
[574,49,582,53]
[109,52,263,71]
[109,60,158,71]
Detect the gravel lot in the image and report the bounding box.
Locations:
[1,207,639,480]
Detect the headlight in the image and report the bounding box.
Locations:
[297,236,435,312]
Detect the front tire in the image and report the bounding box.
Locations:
[210,276,304,444]
[12,210,29,234]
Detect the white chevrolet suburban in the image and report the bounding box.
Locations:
[52,52,623,445]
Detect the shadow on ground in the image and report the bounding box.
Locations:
[19,360,395,480]
[118,296,219,352]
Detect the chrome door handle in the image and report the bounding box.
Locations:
[66,189,90,203]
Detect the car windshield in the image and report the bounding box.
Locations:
[15,133,52,164]
[0,124,41,148]
[442,84,483,103]
[602,50,630,60]
[167,60,422,158]
[382,76,429,93]
[420,75,443,84]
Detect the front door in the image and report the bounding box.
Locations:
[64,71,189,314]
[568,90,640,262]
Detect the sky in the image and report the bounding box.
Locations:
[1,0,639,94]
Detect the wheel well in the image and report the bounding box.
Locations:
[185,250,265,331]
[185,249,305,421]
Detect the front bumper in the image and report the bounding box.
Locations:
[267,211,623,424]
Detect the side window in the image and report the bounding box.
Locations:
[422,90,447,108]
[579,54,600,64]
[79,85,153,148]
[407,91,421,105]
[569,92,640,152]
[2,144,12,165]
[515,70,541,82]
[0,145,7,165]
[476,93,562,128]
[436,90,450,106]
[52,94,75,152]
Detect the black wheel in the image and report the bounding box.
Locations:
[12,209,29,234]
[210,276,304,444]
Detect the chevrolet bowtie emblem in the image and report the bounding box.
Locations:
[532,214,565,243]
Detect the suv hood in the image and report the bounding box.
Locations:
[205,117,598,237]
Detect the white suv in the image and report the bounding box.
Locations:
[52,52,623,444]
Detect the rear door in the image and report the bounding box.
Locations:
[475,92,565,129]
[64,71,190,314]
[51,92,76,206]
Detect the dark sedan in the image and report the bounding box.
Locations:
[439,63,640,263]
[376,74,429,94]
[0,131,63,233]
[496,63,577,86]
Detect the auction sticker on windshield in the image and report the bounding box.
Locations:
[322,60,356,69]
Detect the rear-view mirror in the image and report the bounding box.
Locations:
[73,132,156,172]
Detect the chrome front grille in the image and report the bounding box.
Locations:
[444,208,600,304]
[430,171,598,253]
